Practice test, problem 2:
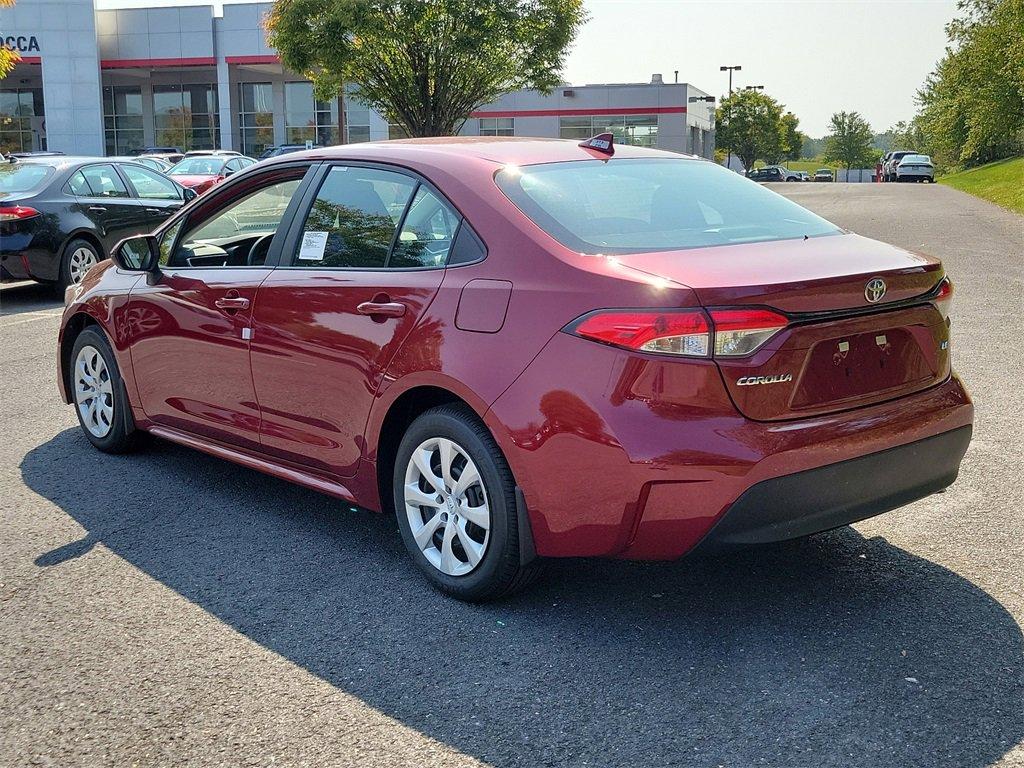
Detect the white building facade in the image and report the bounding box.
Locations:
[1,0,715,158]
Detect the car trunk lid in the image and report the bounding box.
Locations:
[615,232,950,420]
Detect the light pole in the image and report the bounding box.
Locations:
[720,65,742,171]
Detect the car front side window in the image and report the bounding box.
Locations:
[168,175,305,268]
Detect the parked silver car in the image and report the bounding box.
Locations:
[894,154,935,183]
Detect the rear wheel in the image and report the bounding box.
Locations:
[59,238,102,293]
[393,404,541,601]
[70,327,139,453]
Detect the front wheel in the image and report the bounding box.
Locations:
[393,404,541,601]
[70,327,139,453]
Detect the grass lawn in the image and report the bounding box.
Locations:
[939,157,1024,214]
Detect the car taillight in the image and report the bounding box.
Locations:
[933,276,953,320]
[568,310,711,357]
[0,205,41,222]
[567,307,790,358]
[709,308,789,356]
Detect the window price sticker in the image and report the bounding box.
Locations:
[298,231,329,261]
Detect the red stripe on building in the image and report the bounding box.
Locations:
[17,56,42,65]
[225,55,281,65]
[470,106,687,118]
[101,57,217,69]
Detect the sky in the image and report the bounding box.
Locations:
[94,0,960,138]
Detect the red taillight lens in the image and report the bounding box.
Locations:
[567,307,790,358]
[570,310,710,357]
[0,205,41,222]
[709,308,789,356]
[933,276,953,320]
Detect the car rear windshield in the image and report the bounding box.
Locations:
[902,155,931,164]
[0,162,54,195]
[495,158,840,254]
[169,157,226,175]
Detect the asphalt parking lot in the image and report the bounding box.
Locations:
[1,182,1022,768]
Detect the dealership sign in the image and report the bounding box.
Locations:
[3,34,41,53]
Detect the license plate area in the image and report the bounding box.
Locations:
[791,328,935,408]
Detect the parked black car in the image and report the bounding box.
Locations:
[0,156,196,291]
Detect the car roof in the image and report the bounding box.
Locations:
[261,136,702,170]
[11,156,130,170]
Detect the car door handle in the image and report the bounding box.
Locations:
[357,301,406,318]
[145,207,169,214]
[88,205,107,212]
[214,296,251,311]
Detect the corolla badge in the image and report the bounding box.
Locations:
[864,277,887,303]
[736,374,793,386]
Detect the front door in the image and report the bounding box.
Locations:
[118,163,187,232]
[126,169,310,449]
[250,164,462,477]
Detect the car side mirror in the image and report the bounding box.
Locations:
[182,186,198,202]
[223,167,236,177]
[112,234,160,278]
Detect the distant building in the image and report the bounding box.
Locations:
[1,0,715,158]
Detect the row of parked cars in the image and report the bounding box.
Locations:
[881,151,935,183]
[0,146,285,291]
[746,166,834,182]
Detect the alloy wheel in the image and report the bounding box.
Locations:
[69,246,99,284]
[404,437,491,576]
[74,345,114,438]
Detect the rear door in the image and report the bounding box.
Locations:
[250,163,459,477]
[72,163,147,251]
[118,163,187,231]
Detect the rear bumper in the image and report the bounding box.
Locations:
[693,425,971,550]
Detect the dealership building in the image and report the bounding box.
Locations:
[1,0,716,158]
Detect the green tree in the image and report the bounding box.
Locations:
[823,111,876,170]
[915,0,1024,168]
[265,0,587,138]
[715,89,785,171]
[781,112,802,162]
[1,0,19,79]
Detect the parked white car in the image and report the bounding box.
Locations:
[895,154,935,183]
[884,150,918,182]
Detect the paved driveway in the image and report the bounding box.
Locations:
[1,183,1022,767]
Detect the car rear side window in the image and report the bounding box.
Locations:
[65,171,91,196]
[292,166,417,269]
[390,186,461,268]
[80,164,130,199]
[496,158,840,254]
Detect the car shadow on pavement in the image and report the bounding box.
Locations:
[21,429,1024,768]
[0,281,63,316]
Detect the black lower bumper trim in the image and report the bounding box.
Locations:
[695,425,972,550]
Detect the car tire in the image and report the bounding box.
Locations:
[59,238,103,293]
[393,404,542,601]
[69,327,139,454]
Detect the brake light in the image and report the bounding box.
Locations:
[569,310,710,357]
[933,276,953,320]
[709,308,789,356]
[567,307,791,358]
[0,205,40,222]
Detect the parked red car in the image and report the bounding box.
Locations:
[166,154,256,195]
[57,137,973,601]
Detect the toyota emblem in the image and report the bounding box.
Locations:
[864,277,887,303]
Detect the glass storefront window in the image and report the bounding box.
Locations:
[558,114,659,147]
[284,82,339,147]
[238,82,274,157]
[345,103,371,143]
[479,117,514,136]
[153,84,219,151]
[103,86,144,155]
[0,88,43,154]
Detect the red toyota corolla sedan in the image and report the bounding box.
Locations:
[56,137,973,601]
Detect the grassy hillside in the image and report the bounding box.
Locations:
[939,157,1024,214]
